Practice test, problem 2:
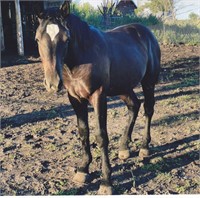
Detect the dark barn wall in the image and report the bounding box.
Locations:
[1,1,65,55]
[2,1,17,54]
[1,1,44,55]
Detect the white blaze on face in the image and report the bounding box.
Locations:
[46,24,59,41]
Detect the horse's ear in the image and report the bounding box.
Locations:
[33,2,45,23]
[60,0,71,18]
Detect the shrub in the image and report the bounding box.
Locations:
[150,21,200,45]
[71,3,200,45]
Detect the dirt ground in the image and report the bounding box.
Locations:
[0,44,199,195]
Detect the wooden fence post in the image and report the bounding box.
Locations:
[15,0,24,56]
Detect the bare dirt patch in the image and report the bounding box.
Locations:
[0,45,199,195]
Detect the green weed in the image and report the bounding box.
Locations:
[156,172,172,184]
[92,146,101,159]
[44,143,56,151]
[0,134,4,143]
[175,180,190,194]
[135,141,142,147]
[56,188,78,195]
[142,161,164,172]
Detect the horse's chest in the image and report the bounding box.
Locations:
[68,79,91,100]
[63,64,94,101]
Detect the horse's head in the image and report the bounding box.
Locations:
[35,1,70,92]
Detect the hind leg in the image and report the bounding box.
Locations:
[139,85,155,159]
[118,91,141,160]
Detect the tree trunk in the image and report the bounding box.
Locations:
[15,0,24,56]
[0,1,5,52]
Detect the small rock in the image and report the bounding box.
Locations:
[171,169,178,175]
[23,90,31,97]
[150,157,163,164]
[131,187,137,194]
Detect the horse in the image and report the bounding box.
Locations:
[35,1,161,195]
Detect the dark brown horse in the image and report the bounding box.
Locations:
[35,1,160,194]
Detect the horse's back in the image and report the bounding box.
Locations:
[105,23,160,93]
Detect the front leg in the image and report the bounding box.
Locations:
[90,88,112,195]
[68,94,92,183]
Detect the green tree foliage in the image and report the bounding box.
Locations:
[141,0,174,20]
[71,2,160,29]
[72,3,102,27]
[189,12,200,21]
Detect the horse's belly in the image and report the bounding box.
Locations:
[107,45,147,95]
[108,62,146,95]
[107,80,140,96]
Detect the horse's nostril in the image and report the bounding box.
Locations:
[44,79,47,86]
[50,84,57,91]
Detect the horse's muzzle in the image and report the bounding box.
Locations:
[44,78,64,93]
[44,79,58,92]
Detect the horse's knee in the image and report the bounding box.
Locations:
[144,102,154,117]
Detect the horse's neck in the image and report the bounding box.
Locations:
[64,41,84,69]
[65,32,91,68]
[65,15,106,68]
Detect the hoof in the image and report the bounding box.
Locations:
[118,150,130,160]
[139,148,149,160]
[98,185,113,195]
[72,171,88,184]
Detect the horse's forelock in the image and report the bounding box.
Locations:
[40,8,64,23]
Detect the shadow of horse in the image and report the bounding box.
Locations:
[61,134,199,195]
[1,104,73,129]
[1,95,125,129]
[2,55,198,130]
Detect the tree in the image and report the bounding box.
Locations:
[98,0,115,27]
[141,0,175,20]
[189,12,200,21]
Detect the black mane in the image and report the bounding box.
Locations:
[66,14,92,50]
